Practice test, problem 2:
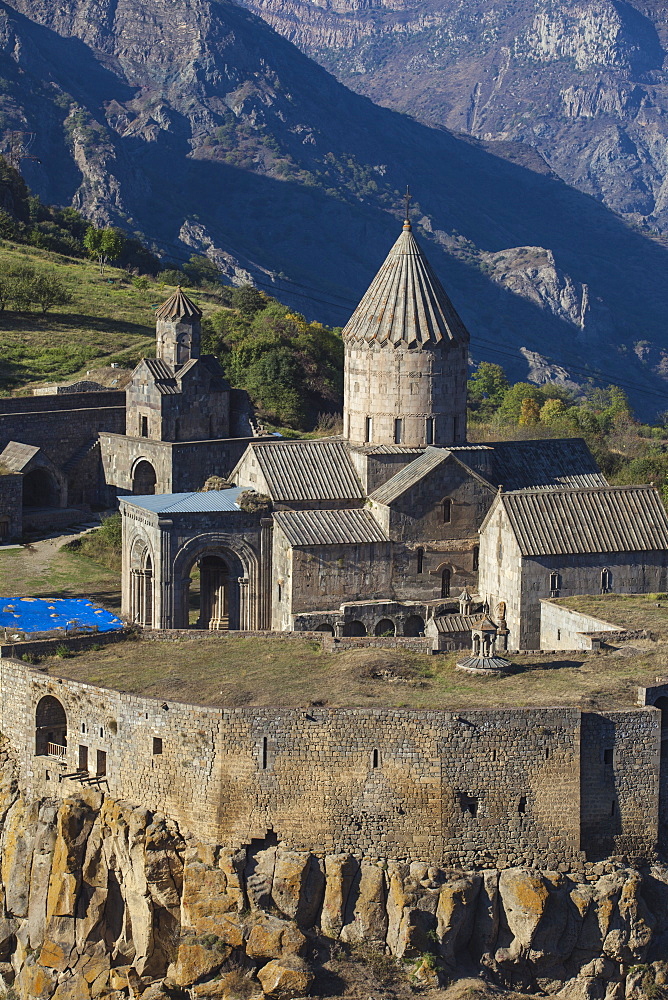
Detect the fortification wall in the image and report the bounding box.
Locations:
[0,391,123,414]
[0,657,660,866]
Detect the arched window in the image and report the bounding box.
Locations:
[364,416,373,443]
[426,417,434,445]
[601,568,611,593]
[35,695,67,758]
[394,418,403,444]
[472,545,479,571]
[441,568,451,598]
[416,548,424,574]
[550,572,560,595]
[442,498,452,523]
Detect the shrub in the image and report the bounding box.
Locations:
[55,644,72,658]
[237,490,272,515]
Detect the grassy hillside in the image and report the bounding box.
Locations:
[0,241,219,392]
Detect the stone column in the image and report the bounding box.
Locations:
[239,578,249,631]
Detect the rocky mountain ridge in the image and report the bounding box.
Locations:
[4,0,668,413]
[232,0,668,239]
[1,735,667,1000]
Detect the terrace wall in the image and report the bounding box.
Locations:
[0,657,661,865]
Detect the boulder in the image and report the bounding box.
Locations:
[436,874,482,965]
[320,855,358,939]
[498,868,550,959]
[257,955,314,999]
[245,914,306,959]
[170,937,232,987]
[340,863,388,945]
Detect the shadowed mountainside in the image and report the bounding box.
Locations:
[3,0,668,413]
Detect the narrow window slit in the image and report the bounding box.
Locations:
[261,736,268,770]
[372,748,379,769]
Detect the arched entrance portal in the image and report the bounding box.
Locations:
[185,554,237,630]
[129,541,153,626]
[35,695,67,758]
[132,460,157,495]
[23,467,60,508]
[375,618,395,637]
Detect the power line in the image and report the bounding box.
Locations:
[148,236,668,404]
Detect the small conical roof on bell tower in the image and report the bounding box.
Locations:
[155,286,202,320]
[342,221,469,349]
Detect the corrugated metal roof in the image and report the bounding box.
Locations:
[251,440,364,501]
[142,358,180,394]
[369,447,448,505]
[342,222,470,348]
[155,286,202,320]
[0,441,39,472]
[489,439,607,492]
[121,487,244,514]
[501,486,668,556]
[431,614,475,633]
[351,445,424,456]
[273,508,389,546]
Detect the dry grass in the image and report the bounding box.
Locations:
[40,633,668,711]
[554,593,668,638]
[0,546,121,611]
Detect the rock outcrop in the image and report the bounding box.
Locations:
[0,746,668,1000]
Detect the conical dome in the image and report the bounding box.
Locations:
[342,223,469,348]
[155,286,202,320]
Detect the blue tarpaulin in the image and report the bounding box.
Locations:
[0,597,123,634]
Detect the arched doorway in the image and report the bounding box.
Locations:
[185,554,236,629]
[35,695,67,757]
[343,620,366,637]
[315,623,335,634]
[404,615,425,637]
[129,541,154,626]
[23,467,60,508]
[375,618,395,637]
[132,460,157,495]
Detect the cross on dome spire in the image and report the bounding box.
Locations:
[404,186,412,230]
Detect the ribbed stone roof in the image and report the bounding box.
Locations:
[155,286,202,320]
[342,222,469,348]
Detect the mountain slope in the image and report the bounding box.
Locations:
[3,0,668,414]
[232,0,668,237]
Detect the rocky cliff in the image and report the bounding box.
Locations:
[4,0,668,413]
[0,738,667,1000]
[231,0,668,241]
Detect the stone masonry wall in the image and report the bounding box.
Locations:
[539,600,621,650]
[0,473,22,541]
[580,710,660,859]
[0,657,660,866]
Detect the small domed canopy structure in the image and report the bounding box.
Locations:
[342,218,469,448]
[457,614,511,674]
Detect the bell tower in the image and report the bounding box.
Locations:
[155,286,202,368]
[342,208,469,449]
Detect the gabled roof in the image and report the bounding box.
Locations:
[0,441,40,472]
[369,447,494,506]
[121,487,244,514]
[244,440,364,502]
[273,508,389,546]
[140,357,180,394]
[497,486,668,556]
[177,355,230,391]
[155,286,202,320]
[487,439,606,492]
[342,222,469,348]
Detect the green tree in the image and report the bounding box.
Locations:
[183,254,221,286]
[540,398,568,425]
[231,284,266,317]
[31,272,72,314]
[467,362,509,408]
[84,226,127,274]
[498,382,545,422]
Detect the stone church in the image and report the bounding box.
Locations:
[118,217,668,647]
